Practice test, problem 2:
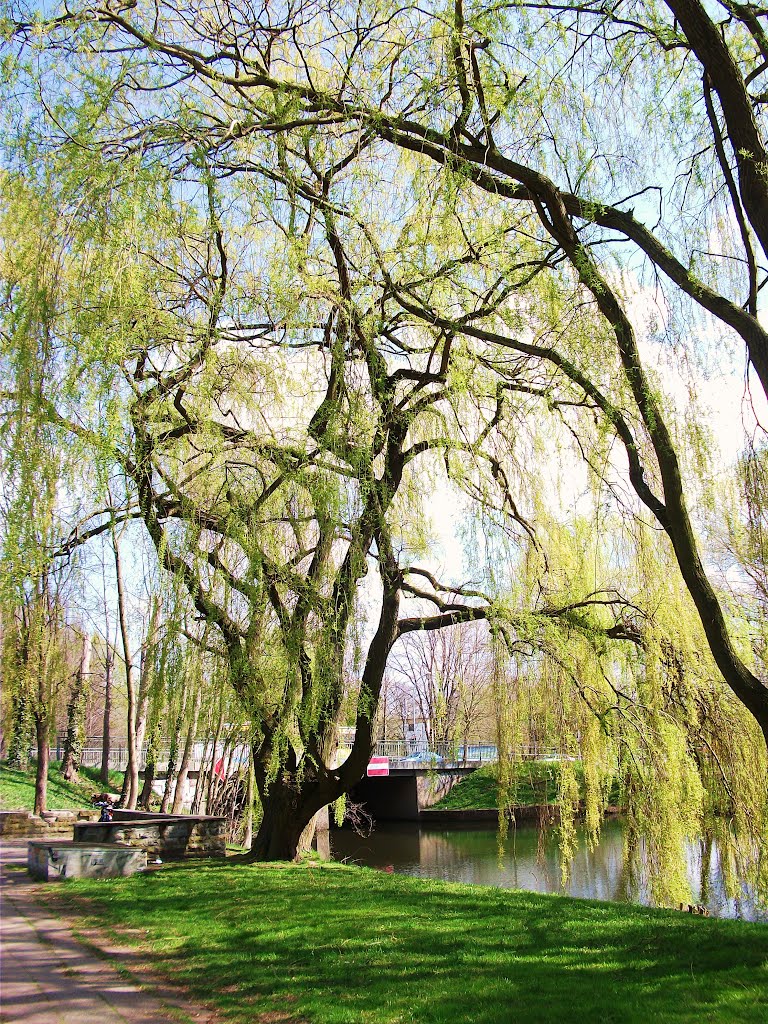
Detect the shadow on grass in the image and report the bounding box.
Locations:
[63,861,768,1024]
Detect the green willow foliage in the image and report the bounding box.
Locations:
[1,0,767,885]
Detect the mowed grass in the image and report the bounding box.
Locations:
[0,760,124,810]
[59,861,767,1024]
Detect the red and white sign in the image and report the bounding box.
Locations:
[367,756,389,777]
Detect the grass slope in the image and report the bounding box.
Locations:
[434,762,565,809]
[60,861,767,1024]
[0,760,124,811]
[434,761,623,810]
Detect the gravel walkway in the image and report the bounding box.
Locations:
[0,838,217,1024]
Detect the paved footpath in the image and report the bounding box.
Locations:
[1,839,216,1024]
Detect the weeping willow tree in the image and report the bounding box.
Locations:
[4,0,767,882]
[480,505,767,908]
[0,91,648,858]
[19,0,765,748]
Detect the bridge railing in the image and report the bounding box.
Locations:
[50,744,244,774]
[369,741,563,766]
[371,741,500,766]
[55,741,562,774]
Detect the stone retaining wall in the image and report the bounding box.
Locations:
[73,813,226,859]
[0,809,97,837]
[419,805,560,825]
[419,804,623,825]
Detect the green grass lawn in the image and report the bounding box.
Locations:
[58,861,767,1024]
[0,760,124,810]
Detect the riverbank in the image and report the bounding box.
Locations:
[419,803,622,824]
[54,859,766,1023]
[431,761,622,812]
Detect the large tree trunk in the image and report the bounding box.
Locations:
[249,770,332,861]
[246,569,402,862]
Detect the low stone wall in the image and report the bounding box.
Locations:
[28,840,147,881]
[73,813,226,859]
[420,804,623,825]
[0,809,98,837]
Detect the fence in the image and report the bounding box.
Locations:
[51,742,247,774]
[368,741,560,765]
[53,740,562,773]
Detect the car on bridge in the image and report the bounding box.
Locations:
[399,751,445,766]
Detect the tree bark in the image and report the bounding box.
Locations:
[249,769,333,861]
[663,0,768,263]
[100,645,113,786]
[247,564,403,861]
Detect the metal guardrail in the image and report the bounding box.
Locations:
[55,741,561,773]
[369,741,562,766]
[370,741,498,766]
[52,746,233,773]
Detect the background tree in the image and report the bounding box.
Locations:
[386,623,494,753]
[60,633,92,781]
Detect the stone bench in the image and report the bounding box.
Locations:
[73,812,226,860]
[27,840,147,881]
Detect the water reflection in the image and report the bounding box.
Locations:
[329,819,766,921]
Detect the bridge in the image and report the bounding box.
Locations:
[61,740,557,821]
[62,739,562,775]
[348,742,564,821]
[349,763,478,821]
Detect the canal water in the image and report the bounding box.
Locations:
[329,818,767,921]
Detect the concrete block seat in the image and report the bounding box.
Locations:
[28,840,147,881]
[73,811,227,860]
